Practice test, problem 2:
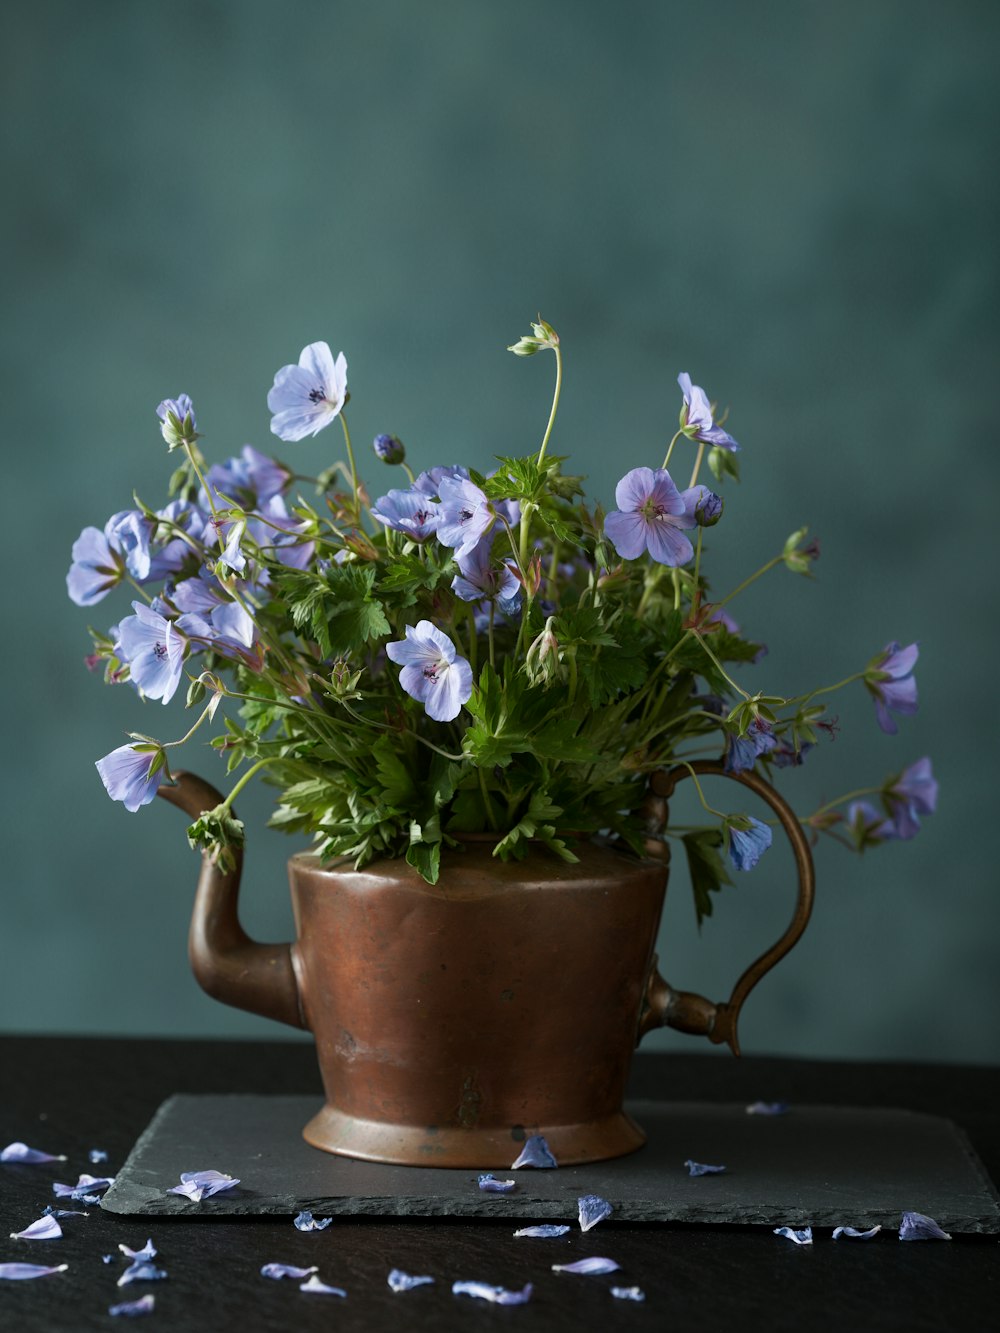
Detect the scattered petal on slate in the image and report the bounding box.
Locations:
[119,1240,157,1261]
[478,1174,517,1193]
[53,1174,115,1199]
[774,1226,813,1245]
[685,1160,727,1176]
[261,1263,319,1280]
[117,1262,168,1287]
[511,1135,558,1169]
[453,1280,533,1305]
[899,1212,952,1241]
[109,1293,155,1318]
[1,1142,67,1163]
[513,1225,571,1238]
[293,1210,332,1231]
[552,1257,622,1275]
[299,1275,347,1296]
[166,1170,239,1201]
[0,1262,69,1280]
[103,1255,116,1264]
[10,1215,63,1241]
[89,1149,109,1164]
[388,1269,435,1292]
[42,1207,88,1218]
[611,1286,646,1301]
[833,1225,882,1240]
[578,1194,612,1231]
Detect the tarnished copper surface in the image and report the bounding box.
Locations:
[159,763,813,1166]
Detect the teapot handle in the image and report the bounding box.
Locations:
[636,761,815,1055]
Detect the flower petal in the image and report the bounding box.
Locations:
[552,1257,621,1275]
[833,1225,882,1240]
[513,1225,571,1238]
[53,1174,115,1199]
[899,1211,951,1241]
[117,1262,168,1287]
[387,1269,435,1292]
[773,1226,813,1245]
[166,1169,239,1201]
[510,1135,558,1169]
[604,509,649,560]
[10,1215,62,1241]
[109,1293,155,1318]
[1,1142,66,1163]
[477,1174,517,1193]
[0,1263,68,1280]
[260,1263,319,1280]
[119,1241,157,1261]
[299,1275,347,1296]
[685,1160,727,1176]
[578,1194,612,1231]
[644,519,694,567]
[452,1280,533,1305]
[611,1286,646,1301]
[293,1210,332,1231]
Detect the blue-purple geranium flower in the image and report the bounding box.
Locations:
[385,622,473,723]
[268,341,348,441]
[725,718,777,774]
[371,488,442,543]
[604,467,699,567]
[865,641,918,735]
[678,373,740,451]
[884,757,937,840]
[96,744,167,813]
[727,816,772,871]
[66,510,155,607]
[116,602,186,703]
[437,477,508,561]
[847,801,897,849]
[451,540,520,606]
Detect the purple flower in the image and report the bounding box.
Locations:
[156,394,197,449]
[385,621,473,723]
[452,541,520,605]
[724,718,777,774]
[95,745,167,812]
[373,433,406,464]
[678,373,740,451]
[884,757,937,840]
[1,1142,66,1163]
[899,1211,951,1241]
[866,641,919,735]
[371,488,442,543]
[727,816,772,872]
[172,574,256,650]
[206,445,290,507]
[0,1263,69,1280]
[510,1135,558,1169]
[437,477,506,560]
[578,1194,612,1231]
[604,467,696,567]
[847,801,897,849]
[219,522,247,574]
[772,740,814,768]
[66,511,152,607]
[552,1257,621,1275]
[413,465,470,498]
[268,341,348,441]
[116,602,185,703]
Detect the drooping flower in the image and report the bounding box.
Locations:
[604,467,696,567]
[116,602,185,703]
[510,1135,558,1169]
[385,622,473,723]
[677,373,740,451]
[95,745,167,812]
[727,816,773,872]
[371,488,442,543]
[884,757,937,840]
[268,341,348,441]
[724,718,777,774]
[865,641,919,735]
[846,801,897,850]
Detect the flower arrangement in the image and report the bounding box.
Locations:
[67,319,935,910]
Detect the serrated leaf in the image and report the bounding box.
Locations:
[682,828,734,926]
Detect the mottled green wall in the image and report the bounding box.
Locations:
[3,0,997,1060]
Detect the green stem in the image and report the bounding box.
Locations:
[479,767,499,831]
[677,761,729,821]
[691,630,752,701]
[714,555,784,611]
[661,429,684,470]
[688,439,706,489]
[218,758,274,813]
[783,672,866,710]
[124,575,153,604]
[536,343,563,467]
[163,691,223,749]
[810,786,884,820]
[339,411,361,520]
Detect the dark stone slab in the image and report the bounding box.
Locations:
[101,1095,1000,1234]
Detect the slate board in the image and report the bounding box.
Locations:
[100,1095,1000,1234]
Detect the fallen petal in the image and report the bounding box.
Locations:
[299,1274,347,1296]
[109,1293,155,1317]
[833,1225,882,1240]
[166,1169,239,1201]
[10,1215,63,1241]
[293,1210,332,1231]
[773,1226,813,1245]
[685,1160,727,1177]
[746,1102,789,1116]
[89,1149,110,1164]
[119,1240,157,1261]
[511,1135,558,1169]
[578,1194,612,1231]
[0,1262,69,1280]
[53,1174,115,1199]
[261,1263,319,1280]
[453,1279,533,1305]
[899,1211,952,1241]
[478,1174,517,1193]
[42,1207,88,1218]
[117,1262,168,1287]
[103,1255,116,1264]
[388,1269,435,1291]
[552,1257,621,1275]
[1,1142,67,1163]
[513,1224,571,1238]
[611,1286,646,1301]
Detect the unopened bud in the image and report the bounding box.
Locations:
[156,395,199,452]
[373,433,406,465]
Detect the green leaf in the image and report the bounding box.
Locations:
[681,827,734,926]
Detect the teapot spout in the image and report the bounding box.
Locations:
[157,772,306,1031]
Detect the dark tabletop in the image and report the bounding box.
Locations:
[1,1036,997,1332]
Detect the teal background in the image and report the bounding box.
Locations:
[3,1,997,1061]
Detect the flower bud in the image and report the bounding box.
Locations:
[373,433,406,465]
[525,618,562,684]
[156,395,199,451]
[693,489,723,527]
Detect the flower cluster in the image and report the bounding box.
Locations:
[68,322,935,903]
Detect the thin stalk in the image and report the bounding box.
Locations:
[661,429,684,471]
[338,411,361,519]
[536,343,563,468]
[688,440,706,489]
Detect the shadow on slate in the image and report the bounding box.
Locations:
[100,1096,1000,1235]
